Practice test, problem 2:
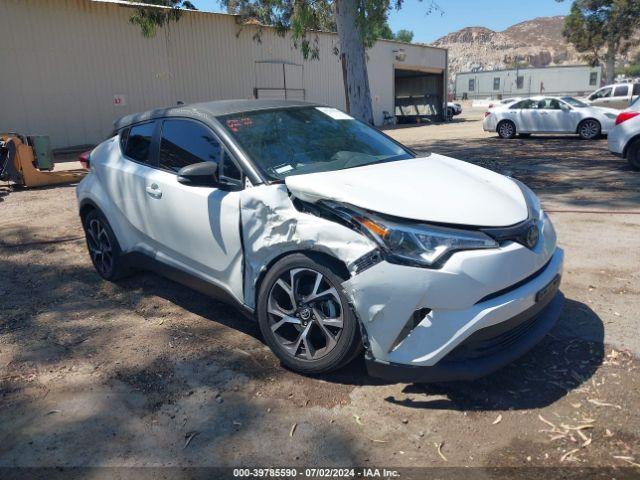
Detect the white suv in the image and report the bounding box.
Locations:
[77,100,564,381]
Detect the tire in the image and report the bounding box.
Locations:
[257,253,362,375]
[628,139,640,171]
[82,209,130,281]
[497,120,516,139]
[519,133,532,138]
[578,119,601,140]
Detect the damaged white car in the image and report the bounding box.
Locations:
[77,100,564,381]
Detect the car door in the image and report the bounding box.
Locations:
[610,85,630,109]
[142,118,246,301]
[535,98,575,132]
[100,121,158,239]
[588,87,613,107]
[512,99,538,132]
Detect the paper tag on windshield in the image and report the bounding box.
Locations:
[316,107,354,120]
[274,164,294,174]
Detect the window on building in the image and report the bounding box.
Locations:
[468,79,475,91]
[493,77,500,90]
[613,85,629,97]
[516,76,524,89]
[125,122,155,164]
[159,119,222,173]
[589,72,598,86]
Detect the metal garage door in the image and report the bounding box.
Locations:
[255,61,305,100]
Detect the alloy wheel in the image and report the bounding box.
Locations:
[86,218,114,276]
[499,122,515,138]
[579,120,599,139]
[267,268,344,361]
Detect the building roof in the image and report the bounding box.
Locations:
[113,99,319,130]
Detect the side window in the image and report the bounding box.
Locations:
[614,85,629,97]
[159,119,222,172]
[593,87,612,99]
[633,84,640,96]
[511,99,535,109]
[125,122,155,164]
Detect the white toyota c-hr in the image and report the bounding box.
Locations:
[77,100,564,381]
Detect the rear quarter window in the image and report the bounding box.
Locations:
[124,122,155,164]
[614,85,629,97]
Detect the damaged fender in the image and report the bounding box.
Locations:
[239,184,376,310]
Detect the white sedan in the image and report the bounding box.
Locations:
[483,96,619,140]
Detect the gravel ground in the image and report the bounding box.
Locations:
[1,108,639,474]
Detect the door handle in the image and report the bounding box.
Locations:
[146,184,162,198]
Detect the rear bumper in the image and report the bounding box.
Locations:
[366,288,563,383]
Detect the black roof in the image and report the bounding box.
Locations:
[113,99,319,130]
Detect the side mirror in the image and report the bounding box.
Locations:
[177,161,219,187]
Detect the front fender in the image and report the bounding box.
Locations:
[239,184,376,309]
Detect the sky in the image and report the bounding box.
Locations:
[189,0,572,44]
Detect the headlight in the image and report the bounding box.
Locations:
[323,203,498,268]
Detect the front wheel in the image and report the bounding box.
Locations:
[578,119,601,140]
[257,253,362,375]
[497,120,516,139]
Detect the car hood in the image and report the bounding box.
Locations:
[285,154,529,227]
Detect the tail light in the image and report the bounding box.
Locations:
[79,150,91,169]
[484,111,492,118]
[615,111,639,125]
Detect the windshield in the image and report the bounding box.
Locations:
[561,96,588,108]
[219,107,414,180]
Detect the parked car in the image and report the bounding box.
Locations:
[77,99,564,381]
[585,82,640,110]
[608,96,640,170]
[483,96,618,140]
[447,102,463,119]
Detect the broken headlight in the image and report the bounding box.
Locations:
[323,203,498,268]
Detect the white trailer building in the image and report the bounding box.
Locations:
[0,0,447,149]
[455,65,602,101]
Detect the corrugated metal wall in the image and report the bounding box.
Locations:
[454,65,603,100]
[0,0,446,148]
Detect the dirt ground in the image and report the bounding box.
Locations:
[1,107,640,475]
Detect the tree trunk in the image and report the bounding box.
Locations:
[605,40,616,84]
[334,0,374,124]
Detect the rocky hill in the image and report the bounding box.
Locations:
[431,16,636,78]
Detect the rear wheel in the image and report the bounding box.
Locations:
[257,253,361,374]
[578,119,601,140]
[82,209,130,280]
[497,120,516,139]
[628,139,640,171]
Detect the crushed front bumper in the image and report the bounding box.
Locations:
[366,288,563,382]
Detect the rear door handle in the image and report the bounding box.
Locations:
[146,184,162,198]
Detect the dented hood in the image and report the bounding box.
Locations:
[285,154,528,227]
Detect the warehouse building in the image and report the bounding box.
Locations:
[0,0,448,149]
[454,65,602,100]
